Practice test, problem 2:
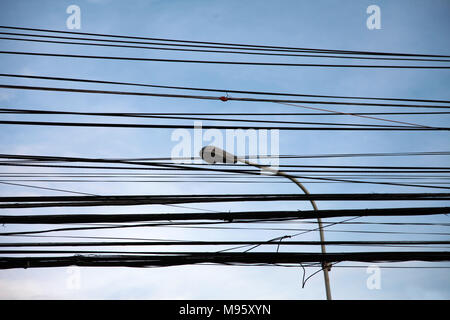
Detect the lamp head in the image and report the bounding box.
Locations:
[200,145,237,164]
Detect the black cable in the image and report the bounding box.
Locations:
[1,150,445,161]
[1,206,448,224]
[1,193,450,210]
[2,155,449,190]
[2,240,449,248]
[3,162,450,174]
[1,50,450,68]
[1,74,449,104]
[1,107,447,128]
[0,108,429,128]
[3,154,450,171]
[0,208,450,236]
[266,220,450,227]
[2,108,450,117]
[4,222,449,238]
[0,251,449,269]
[3,162,450,173]
[2,84,450,109]
[5,34,450,63]
[1,174,449,179]
[2,120,448,131]
[0,108,421,128]
[168,225,450,236]
[0,193,449,203]
[3,244,450,254]
[2,26,449,58]
[2,179,449,185]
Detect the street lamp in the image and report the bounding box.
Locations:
[200,145,332,300]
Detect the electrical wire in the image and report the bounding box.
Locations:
[0,251,448,269]
[1,50,450,68]
[1,25,449,58]
[1,73,449,104]
[4,34,450,63]
[2,84,450,109]
[1,206,448,224]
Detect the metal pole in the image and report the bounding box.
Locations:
[240,159,332,300]
[199,146,332,300]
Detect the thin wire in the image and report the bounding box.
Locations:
[1,84,449,109]
[2,108,450,117]
[167,225,450,236]
[1,108,425,128]
[275,102,433,128]
[1,120,448,131]
[0,181,95,196]
[4,34,450,62]
[2,25,449,58]
[1,73,449,104]
[1,50,450,68]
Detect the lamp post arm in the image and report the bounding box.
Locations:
[199,146,332,300]
[239,159,332,300]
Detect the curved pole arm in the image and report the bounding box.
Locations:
[199,145,332,300]
[239,159,332,300]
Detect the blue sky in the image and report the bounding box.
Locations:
[0,0,449,299]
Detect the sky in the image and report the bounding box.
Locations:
[0,0,449,299]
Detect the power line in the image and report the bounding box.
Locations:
[3,244,450,255]
[2,150,444,162]
[5,34,450,63]
[0,192,448,210]
[275,102,433,129]
[0,181,95,196]
[1,109,423,128]
[2,83,450,109]
[1,107,447,129]
[4,223,448,238]
[2,240,449,248]
[3,155,448,189]
[2,84,449,110]
[3,154,450,171]
[1,25,449,58]
[2,180,449,185]
[2,173,449,178]
[168,225,450,236]
[0,74,449,104]
[2,108,450,117]
[1,50,450,69]
[0,251,448,269]
[1,206,448,224]
[2,120,448,131]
